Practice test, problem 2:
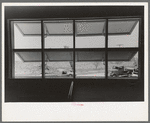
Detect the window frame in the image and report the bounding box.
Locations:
[8,17,141,80]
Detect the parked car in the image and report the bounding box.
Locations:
[131,68,138,77]
[110,66,133,77]
[62,70,73,76]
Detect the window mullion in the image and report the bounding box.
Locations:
[73,20,75,79]
[10,21,15,78]
[105,19,108,79]
[138,18,142,80]
[41,20,45,79]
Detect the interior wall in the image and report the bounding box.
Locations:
[5,6,144,102]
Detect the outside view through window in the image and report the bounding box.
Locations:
[15,52,42,78]
[13,18,139,79]
[108,52,138,79]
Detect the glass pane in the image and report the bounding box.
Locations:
[75,51,105,78]
[108,51,138,79]
[76,20,105,35]
[14,52,42,78]
[108,18,139,48]
[45,52,73,78]
[75,19,105,48]
[44,20,73,49]
[45,51,73,61]
[13,21,41,49]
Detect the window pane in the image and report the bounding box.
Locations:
[45,52,73,78]
[14,52,42,78]
[44,20,73,49]
[45,51,73,61]
[108,51,138,79]
[13,21,41,49]
[75,51,105,78]
[108,19,139,48]
[75,20,105,48]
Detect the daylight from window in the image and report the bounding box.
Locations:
[12,18,139,79]
[108,52,138,79]
[108,19,139,48]
[15,52,42,78]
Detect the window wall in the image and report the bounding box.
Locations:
[10,18,140,79]
[12,21,42,78]
[75,19,106,78]
[44,20,74,78]
[107,18,139,79]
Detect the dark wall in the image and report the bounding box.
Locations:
[5,6,144,102]
[5,6,144,19]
